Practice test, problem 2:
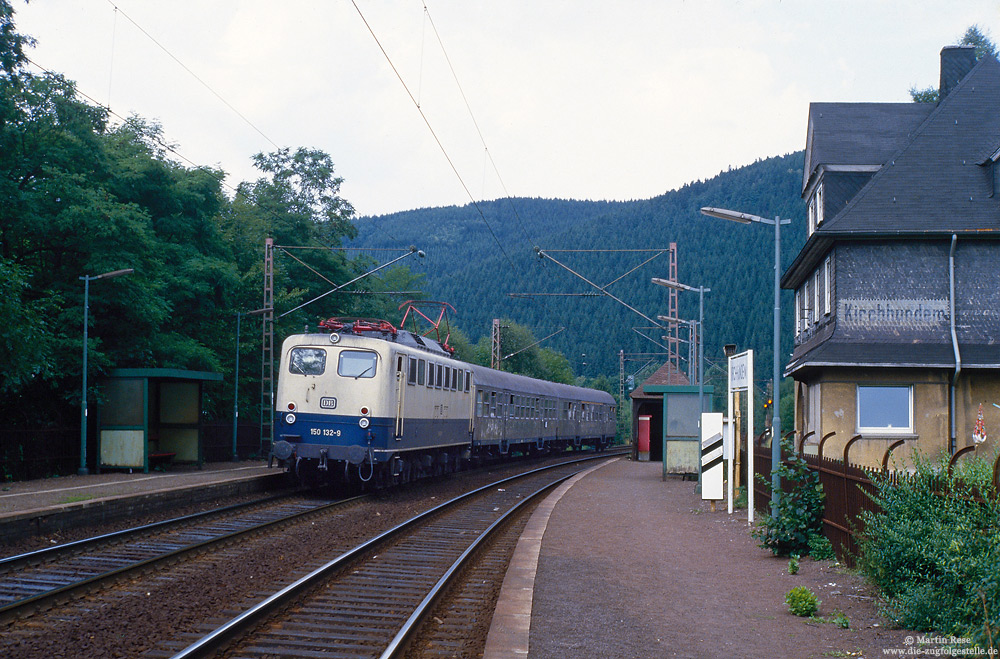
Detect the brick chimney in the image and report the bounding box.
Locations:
[940,45,977,100]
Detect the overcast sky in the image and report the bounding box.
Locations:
[13,1,1000,217]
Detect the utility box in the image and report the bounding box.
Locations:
[98,368,222,472]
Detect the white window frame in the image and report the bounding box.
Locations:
[816,183,825,225]
[856,385,913,435]
[795,289,802,336]
[813,270,821,325]
[823,256,832,316]
[807,198,816,236]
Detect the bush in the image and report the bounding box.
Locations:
[786,586,820,617]
[808,534,836,561]
[859,451,1000,646]
[752,437,826,556]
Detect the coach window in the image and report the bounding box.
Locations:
[436,364,443,389]
[338,350,377,379]
[289,347,326,376]
[489,392,497,417]
[417,359,426,385]
[443,366,451,390]
[465,371,471,393]
[455,369,462,392]
[407,357,418,385]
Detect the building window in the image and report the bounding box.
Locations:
[804,279,813,327]
[813,270,820,324]
[808,198,816,236]
[857,385,912,434]
[823,257,831,316]
[816,183,825,225]
[795,289,802,336]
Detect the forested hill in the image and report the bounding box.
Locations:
[352,152,807,384]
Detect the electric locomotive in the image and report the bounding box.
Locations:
[271,317,617,487]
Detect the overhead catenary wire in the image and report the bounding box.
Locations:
[102,0,281,152]
[418,1,534,248]
[350,0,516,273]
[352,0,570,359]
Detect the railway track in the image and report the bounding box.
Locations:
[0,492,352,623]
[164,454,617,659]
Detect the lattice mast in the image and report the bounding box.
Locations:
[666,242,680,375]
[260,238,275,457]
[491,318,502,370]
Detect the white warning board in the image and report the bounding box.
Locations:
[701,413,724,501]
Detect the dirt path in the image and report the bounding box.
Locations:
[528,459,910,658]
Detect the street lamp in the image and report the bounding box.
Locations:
[79,268,133,475]
[652,277,710,488]
[700,206,791,517]
[233,307,273,461]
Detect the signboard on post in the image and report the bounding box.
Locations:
[700,413,724,503]
[727,350,754,523]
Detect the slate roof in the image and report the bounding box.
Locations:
[629,361,689,400]
[802,102,932,193]
[784,54,1000,289]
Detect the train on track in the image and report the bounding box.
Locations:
[270,316,617,487]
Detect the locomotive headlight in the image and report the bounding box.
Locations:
[329,333,341,344]
[285,413,297,425]
[358,417,370,429]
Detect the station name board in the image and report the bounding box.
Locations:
[840,299,949,328]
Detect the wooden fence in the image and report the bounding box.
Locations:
[751,433,1000,565]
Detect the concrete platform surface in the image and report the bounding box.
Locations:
[0,461,276,519]
[486,458,910,659]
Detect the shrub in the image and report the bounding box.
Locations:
[788,554,800,574]
[786,586,820,617]
[752,437,825,556]
[808,534,836,561]
[859,451,1000,646]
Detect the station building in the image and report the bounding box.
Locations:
[782,46,1000,468]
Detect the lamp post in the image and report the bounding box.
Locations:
[652,277,710,488]
[233,307,273,461]
[700,206,790,517]
[79,268,133,475]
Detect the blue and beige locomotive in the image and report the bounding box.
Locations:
[270,318,617,486]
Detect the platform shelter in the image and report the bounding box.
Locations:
[97,368,222,472]
[630,362,713,473]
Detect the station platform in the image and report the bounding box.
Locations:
[0,460,282,544]
[485,458,913,659]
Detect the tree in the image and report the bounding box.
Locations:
[910,25,997,102]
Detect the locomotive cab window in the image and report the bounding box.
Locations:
[407,357,418,385]
[417,359,426,385]
[289,347,327,376]
[337,350,378,379]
